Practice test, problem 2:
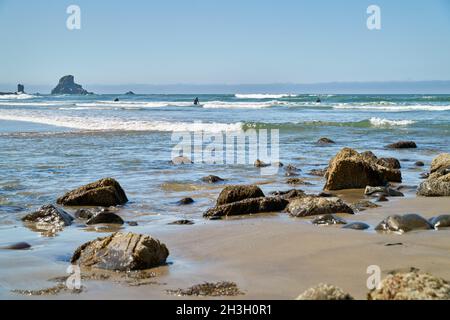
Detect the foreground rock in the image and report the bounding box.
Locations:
[324,148,401,190]
[287,196,354,217]
[57,178,128,207]
[296,284,353,300]
[51,75,91,95]
[216,185,265,206]
[167,282,243,297]
[368,271,450,300]
[71,232,169,271]
[386,141,417,149]
[22,205,74,227]
[204,197,288,218]
[375,214,433,233]
[417,154,450,196]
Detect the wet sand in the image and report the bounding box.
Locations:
[1,194,449,300]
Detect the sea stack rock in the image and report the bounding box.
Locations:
[17,84,25,93]
[51,75,91,95]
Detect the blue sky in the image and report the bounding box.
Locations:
[1,0,450,88]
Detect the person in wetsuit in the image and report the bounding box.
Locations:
[194,97,200,105]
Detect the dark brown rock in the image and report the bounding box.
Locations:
[178,197,194,205]
[377,158,401,169]
[57,178,128,207]
[201,175,224,184]
[86,210,124,225]
[311,214,347,226]
[270,189,306,200]
[317,137,335,145]
[386,141,417,149]
[324,148,401,191]
[71,232,169,271]
[204,197,288,218]
[342,222,370,230]
[216,185,265,206]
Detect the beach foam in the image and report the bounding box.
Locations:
[202,101,276,109]
[235,94,297,99]
[0,93,37,100]
[0,113,243,132]
[334,103,450,111]
[369,117,416,126]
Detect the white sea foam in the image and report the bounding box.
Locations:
[0,93,37,100]
[75,101,195,109]
[0,101,70,107]
[235,94,297,99]
[369,117,416,126]
[334,103,450,111]
[0,112,243,132]
[202,101,275,109]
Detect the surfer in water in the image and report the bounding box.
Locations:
[193,97,200,105]
[316,96,321,103]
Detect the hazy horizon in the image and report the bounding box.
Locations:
[2,79,450,94]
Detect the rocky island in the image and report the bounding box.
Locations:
[51,75,93,95]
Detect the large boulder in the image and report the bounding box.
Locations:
[286,196,354,217]
[22,204,74,227]
[417,156,450,197]
[375,214,433,233]
[216,185,265,206]
[324,148,401,191]
[368,271,450,300]
[51,75,91,95]
[71,232,169,271]
[57,178,128,207]
[204,197,288,218]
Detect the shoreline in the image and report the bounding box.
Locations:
[1,195,449,300]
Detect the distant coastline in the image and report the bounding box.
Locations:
[2,80,450,95]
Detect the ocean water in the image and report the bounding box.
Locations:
[0,93,449,231]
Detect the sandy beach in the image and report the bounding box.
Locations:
[2,191,449,300]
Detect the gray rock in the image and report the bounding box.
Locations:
[375,214,433,233]
[286,178,312,186]
[286,196,354,217]
[429,215,450,229]
[204,197,288,218]
[22,204,74,227]
[343,222,370,230]
[317,137,335,145]
[311,214,347,226]
[415,161,425,167]
[0,242,32,250]
[168,220,194,225]
[51,75,91,95]
[365,186,404,197]
[308,168,328,177]
[386,141,417,149]
[71,232,169,271]
[201,175,224,184]
[216,185,265,206]
[178,197,194,205]
[350,200,380,212]
[377,157,401,169]
[57,178,128,207]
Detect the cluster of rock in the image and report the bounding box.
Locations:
[417,153,450,196]
[297,270,450,300]
[21,178,169,272]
